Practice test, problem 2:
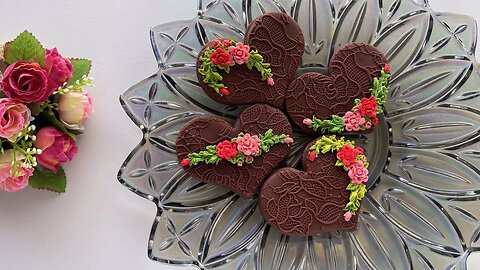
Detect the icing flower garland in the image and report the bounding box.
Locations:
[308,135,368,221]
[303,64,390,133]
[0,31,94,193]
[198,39,274,96]
[181,129,292,167]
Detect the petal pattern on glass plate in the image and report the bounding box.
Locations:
[293,0,334,68]
[389,105,480,148]
[386,146,480,195]
[349,197,411,270]
[303,232,355,270]
[119,0,480,269]
[119,142,180,200]
[332,0,380,51]
[368,175,464,254]
[386,60,471,117]
[373,11,431,76]
[200,197,265,267]
[436,13,478,56]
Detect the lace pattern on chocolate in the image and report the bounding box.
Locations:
[259,141,358,236]
[196,13,304,107]
[285,42,387,133]
[176,104,292,199]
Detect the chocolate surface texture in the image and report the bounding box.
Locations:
[259,139,359,236]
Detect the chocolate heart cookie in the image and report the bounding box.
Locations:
[259,136,369,236]
[196,12,304,107]
[176,104,293,199]
[285,42,388,133]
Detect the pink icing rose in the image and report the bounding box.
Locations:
[267,77,275,86]
[344,211,352,222]
[283,137,293,144]
[0,150,33,192]
[58,91,94,130]
[34,127,78,173]
[44,48,74,87]
[228,42,250,65]
[303,118,313,126]
[236,133,261,156]
[0,98,31,141]
[1,61,53,103]
[365,121,372,129]
[348,162,369,184]
[342,111,366,131]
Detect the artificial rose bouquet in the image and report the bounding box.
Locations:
[0,31,93,192]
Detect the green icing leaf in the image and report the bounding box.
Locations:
[29,166,67,193]
[4,31,46,65]
[68,58,92,85]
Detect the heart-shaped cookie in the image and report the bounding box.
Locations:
[285,42,388,133]
[196,12,304,107]
[259,137,365,236]
[176,104,292,199]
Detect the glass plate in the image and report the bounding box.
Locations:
[118,0,480,269]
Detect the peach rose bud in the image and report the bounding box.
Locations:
[58,91,93,130]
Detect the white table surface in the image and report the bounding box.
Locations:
[0,0,478,269]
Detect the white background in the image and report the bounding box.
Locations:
[0,0,478,269]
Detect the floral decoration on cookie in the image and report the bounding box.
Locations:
[0,31,94,193]
[176,104,292,199]
[308,135,368,220]
[198,39,274,96]
[303,65,390,133]
[181,129,292,167]
[195,13,304,108]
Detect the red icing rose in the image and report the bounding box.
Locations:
[371,115,379,125]
[216,140,237,160]
[210,48,232,67]
[336,145,361,167]
[357,96,378,118]
[180,158,190,167]
[308,151,317,161]
[384,64,390,74]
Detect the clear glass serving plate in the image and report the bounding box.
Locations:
[118,0,480,269]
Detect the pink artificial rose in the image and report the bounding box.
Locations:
[44,48,74,87]
[0,150,33,192]
[1,61,54,103]
[58,91,93,130]
[228,42,250,65]
[348,162,369,184]
[344,211,352,222]
[0,98,31,141]
[34,127,78,173]
[343,111,366,132]
[236,133,261,156]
